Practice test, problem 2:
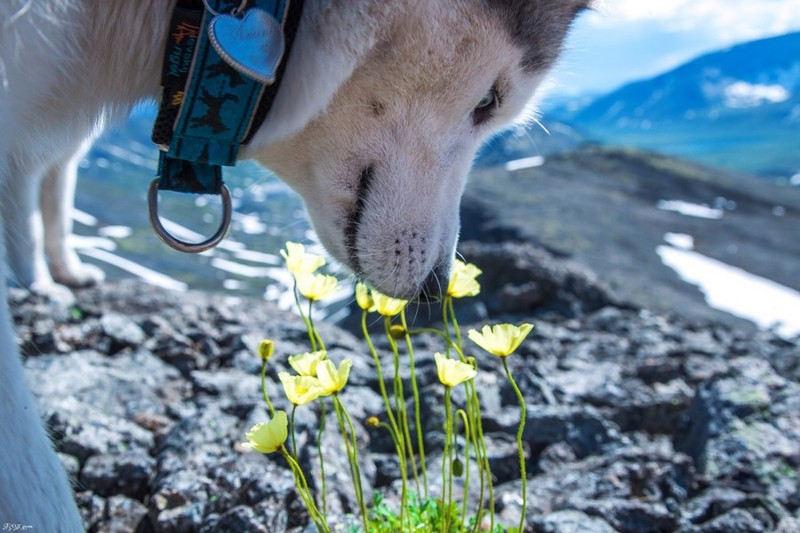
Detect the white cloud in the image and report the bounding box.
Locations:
[591,0,800,41]
[550,0,800,94]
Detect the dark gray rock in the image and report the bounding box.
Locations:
[81,451,155,500]
[458,240,616,318]
[691,508,767,533]
[101,495,149,533]
[532,509,616,533]
[100,312,146,351]
[153,502,205,532]
[199,505,271,533]
[77,491,106,531]
[573,499,679,532]
[43,396,154,463]
[522,405,628,458]
[675,357,800,501]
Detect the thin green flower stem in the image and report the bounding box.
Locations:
[362,311,407,525]
[400,310,428,498]
[442,297,452,358]
[446,297,463,351]
[260,361,276,417]
[293,280,317,351]
[502,357,527,533]
[307,299,327,352]
[316,399,327,517]
[463,382,483,533]
[333,394,369,531]
[385,317,420,495]
[456,408,471,529]
[280,446,329,532]
[290,404,298,458]
[378,421,409,524]
[441,386,454,533]
[332,395,369,532]
[465,380,492,533]
[361,312,403,449]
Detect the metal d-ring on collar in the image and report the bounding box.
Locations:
[148,178,232,253]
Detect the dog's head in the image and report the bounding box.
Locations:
[250,0,590,299]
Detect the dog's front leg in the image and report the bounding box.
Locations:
[0,278,83,530]
[0,159,70,300]
[41,140,105,289]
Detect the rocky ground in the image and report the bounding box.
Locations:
[10,233,800,532]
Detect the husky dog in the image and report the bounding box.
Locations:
[1,0,588,528]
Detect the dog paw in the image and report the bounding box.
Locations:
[51,263,105,288]
[29,280,76,306]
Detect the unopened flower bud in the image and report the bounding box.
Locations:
[258,339,275,361]
[452,457,464,477]
[366,416,381,429]
[466,356,477,370]
[388,325,407,339]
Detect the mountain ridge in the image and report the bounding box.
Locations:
[546,31,800,179]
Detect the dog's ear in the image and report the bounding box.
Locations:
[485,0,592,72]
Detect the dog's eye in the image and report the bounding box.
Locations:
[472,87,498,126]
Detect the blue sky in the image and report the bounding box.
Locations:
[549,0,800,97]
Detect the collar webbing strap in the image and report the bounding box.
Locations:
[152,0,297,195]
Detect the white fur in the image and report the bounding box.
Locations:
[1,0,586,527]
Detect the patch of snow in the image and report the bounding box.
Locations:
[724,81,790,108]
[223,279,242,290]
[505,156,545,171]
[657,237,800,338]
[232,212,267,235]
[72,209,99,227]
[78,247,188,292]
[233,249,280,265]
[657,200,724,219]
[98,225,133,239]
[210,257,272,278]
[69,235,116,251]
[664,232,694,250]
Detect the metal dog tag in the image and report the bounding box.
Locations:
[208,8,285,84]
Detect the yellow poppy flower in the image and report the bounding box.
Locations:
[279,372,324,405]
[467,323,534,357]
[447,260,482,298]
[242,410,288,454]
[355,282,374,311]
[316,358,353,395]
[280,241,326,276]
[296,272,340,301]
[288,350,327,376]
[371,291,408,317]
[434,353,477,387]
